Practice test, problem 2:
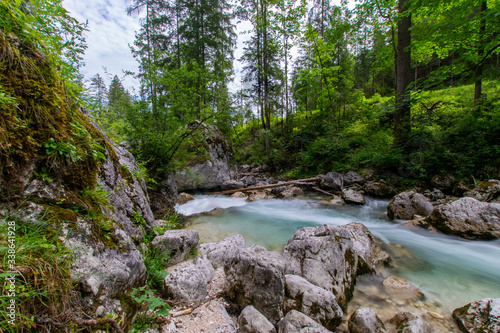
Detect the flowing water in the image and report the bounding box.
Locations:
[177,195,500,330]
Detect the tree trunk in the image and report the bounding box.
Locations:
[393,0,412,149]
[474,1,487,104]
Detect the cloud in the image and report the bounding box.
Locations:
[63,0,141,91]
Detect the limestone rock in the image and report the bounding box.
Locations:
[465,180,500,203]
[349,307,387,333]
[278,310,330,333]
[247,191,274,202]
[382,276,422,301]
[388,312,430,333]
[178,192,195,205]
[238,305,277,333]
[320,172,343,191]
[222,180,245,191]
[174,122,233,191]
[318,195,345,206]
[231,191,247,198]
[387,191,434,220]
[151,230,200,266]
[342,188,366,205]
[200,234,246,268]
[452,298,500,333]
[283,223,386,309]
[284,274,343,330]
[245,175,257,187]
[427,197,500,240]
[149,173,178,218]
[344,171,365,186]
[365,181,396,198]
[163,256,214,301]
[279,187,304,199]
[430,174,457,193]
[224,245,286,325]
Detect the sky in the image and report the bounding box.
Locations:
[62,0,251,93]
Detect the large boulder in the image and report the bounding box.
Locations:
[224,245,286,324]
[465,180,500,203]
[426,197,500,240]
[151,230,200,265]
[163,256,214,301]
[387,191,434,220]
[283,223,387,309]
[364,181,396,198]
[200,234,246,268]
[348,307,387,333]
[342,188,366,205]
[452,298,500,333]
[344,171,365,186]
[174,122,233,191]
[278,310,330,333]
[388,312,430,333]
[430,174,457,194]
[238,306,277,333]
[284,274,343,330]
[319,172,343,191]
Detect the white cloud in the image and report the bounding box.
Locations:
[63,0,141,92]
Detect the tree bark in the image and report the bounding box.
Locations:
[393,0,412,148]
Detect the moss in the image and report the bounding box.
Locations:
[42,204,78,225]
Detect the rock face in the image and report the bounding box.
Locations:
[349,307,387,333]
[224,245,286,325]
[283,223,387,309]
[465,179,500,203]
[364,181,396,198]
[163,257,214,301]
[387,191,434,220]
[342,188,366,205]
[452,298,500,333]
[149,172,178,218]
[200,234,246,268]
[284,274,343,330]
[388,312,430,333]
[238,306,277,333]
[151,230,200,265]
[174,122,233,191]
[426,197,500,240]
[278,310,330,333]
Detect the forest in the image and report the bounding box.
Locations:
[85,0,500,185]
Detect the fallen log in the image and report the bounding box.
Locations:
[312,186,337,196]
[209,177,322,195]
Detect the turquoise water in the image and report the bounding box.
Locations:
[178,195,500,314]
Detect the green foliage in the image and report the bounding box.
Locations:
[130,286,170,332]
[81,185,112,214]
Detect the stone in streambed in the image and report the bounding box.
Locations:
[231,191,247,198]
[452,298,500,333]
[348,307,387,333]
[177,192,195,205]
[342,188,366,205]
[382,276,422,301]
[388,312,430,333]
[279,187,304,199]
[387,191,434,220]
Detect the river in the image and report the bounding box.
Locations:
[177,194,500,331]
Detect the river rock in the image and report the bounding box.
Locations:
[382,276,422,301]
[365,181,396,198]
[465,179,500,203]
[279,187,304,199]
[342,188,366,205]
[344,171,365,186]
[426,197,500,240]
[388,312,430,333]
[224,245,286,324]
[387,191,434,220]
[320,172,343,191]
[247,190,274,202]
[221,179,245,191]
[200,234,246,268]
[178,192,195,205]
[163,256,214,301]
[452,298,500,333]
[231,191,247,198]
[348,307,387,333]
[284,274,343,330]
[245,175,257,187]
[318,195,345,206]
[430,174,457,193]
[278,310,330,333]
[174,122,233,191]
[344,223,390,273]
[422,188,445,201]
[238,305,277,333]
[151,230,200,266]
[283,223,386,309]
